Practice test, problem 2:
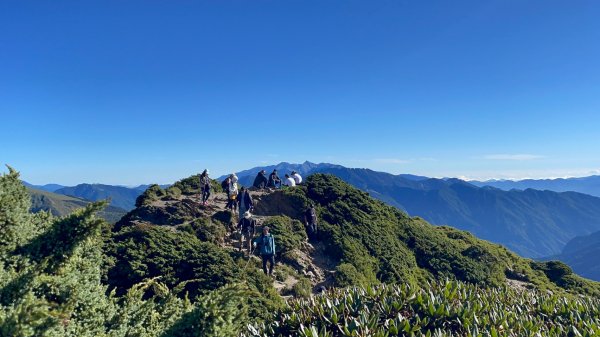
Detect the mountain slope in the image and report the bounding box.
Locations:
[233,163,600,258]
[115,172,600,298]
[472,175,600,197]
[28,188,127,223]
[54,183,142,210]
[551,230,600,281]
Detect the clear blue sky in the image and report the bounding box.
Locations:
[1,1,599,185]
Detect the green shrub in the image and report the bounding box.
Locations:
[166,185,182,199]
[172,174,223,195]
[334,263,370,287]
[179,218,226,245]
[292,277,312,299]
[135,184,166,207]
[106,225,236,299]
[0,167,252,336]
[244,280,600,337]
[261,216,306,258]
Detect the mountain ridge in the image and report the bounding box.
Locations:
[472,175,600,197]
[230,162,600,258]
[27,187,127,223]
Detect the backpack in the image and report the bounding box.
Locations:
[261,235,275,255]
[221,179,229,190]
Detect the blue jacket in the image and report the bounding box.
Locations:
[254,234,276,256]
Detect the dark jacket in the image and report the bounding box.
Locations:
[305,207,317,225]
[253,172,268,189]
[200,174,211,190]
[254,234,276,256]
[237,190,253,210]
[268,172,280,187]
[237,217,256,234]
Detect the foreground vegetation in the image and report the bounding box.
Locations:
[245,280,600,337]
[0,167,253,336]
[3,167,600,336]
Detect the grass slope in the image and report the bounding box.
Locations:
[28,188,127,223]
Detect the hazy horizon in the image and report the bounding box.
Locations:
[13,160,600,187]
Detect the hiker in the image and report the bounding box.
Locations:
[304,203,318,240]
[199,169,211,205]
[283,174,296,187]
[253,170,268,189]
[291,171,303,185]
[268,169,281,189]
[237,211,256,255]
[237,186,254,219]
[253,226,276,276]
[226,175,238,211]
[221,176,231,193]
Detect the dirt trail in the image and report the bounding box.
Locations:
[146,188,335,294]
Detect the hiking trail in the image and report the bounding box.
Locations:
[134,188,336,295]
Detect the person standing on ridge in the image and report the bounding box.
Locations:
[227,174,238,211]
[237,211,256,255]
[253,226,276,276]
[230,173,238,185]
[237,186,254,219]
[304,203,318,240]
[199,169,211,206]
[253,170,268,189]
[291,171,303,185]
[268,169,281,189]
[221,176,231,196]
[283,174,296,187]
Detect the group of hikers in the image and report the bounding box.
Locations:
[252,169,303,189]
[197,169,316,276]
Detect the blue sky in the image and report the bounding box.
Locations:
[1,1,599,185]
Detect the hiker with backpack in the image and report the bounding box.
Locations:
[199,169,211,206]
[237,211,256,256]
[221,176,231,194]
[228,174,239,211]
[291,171,303,185]
[253,226,276,276]
[237,186,254,219]
[304,203,318,240]
[253,170,268,189]
[268,169,282,189]
[283,174,296,187]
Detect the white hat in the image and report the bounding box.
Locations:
[243,211,252,219]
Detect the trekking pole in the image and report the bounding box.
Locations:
[242,245,257,273]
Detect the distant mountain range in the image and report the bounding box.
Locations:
[53,184,143,210]
[28,188,127,223]
[548,230,600,281]
[23,181,169,210]
[222,161,428,186]
[22,181,66,192]
[231,162,600,258]
[472,176,600,198]
[24,162,600,258]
